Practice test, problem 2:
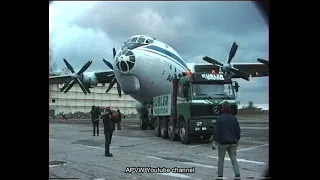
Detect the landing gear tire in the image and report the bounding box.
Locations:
[154,117,161,137]
[140,117,147,130]
[160,117,168,139]
[179,122,190,144]
[149,117,155,130]
[168,119,178,141]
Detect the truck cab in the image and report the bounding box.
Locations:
[152,71,239,144]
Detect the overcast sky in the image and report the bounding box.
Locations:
[49,1,269,105]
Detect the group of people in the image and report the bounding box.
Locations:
[90,105,122,157]
[89,102,266,178]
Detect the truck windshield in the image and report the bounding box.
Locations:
[192,84,235,99]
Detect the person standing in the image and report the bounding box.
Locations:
[102,107,115,157]
[213,102,241,179]
[91,105,100,136]
[116,109,122,130]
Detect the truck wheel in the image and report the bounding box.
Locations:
[160,118,168,139]
[140,117,147,130]
[154,117,161,137]
[179,122,190,144]
[168,119,178,141]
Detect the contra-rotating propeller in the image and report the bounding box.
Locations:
[60,59,92,94]
[102,47,122,97]
[202,42,252,81]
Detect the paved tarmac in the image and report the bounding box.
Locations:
[49,121,269,180]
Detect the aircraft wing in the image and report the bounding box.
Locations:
[193,63,269,78]
[49,74,72,84]
[94,70,115,83]
[49,70,115,85]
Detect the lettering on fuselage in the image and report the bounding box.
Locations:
[201,74,224,80]
[167,74,177,82]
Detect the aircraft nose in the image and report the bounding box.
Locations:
[115,50,136,73]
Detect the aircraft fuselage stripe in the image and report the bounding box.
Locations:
[139,46,189,71]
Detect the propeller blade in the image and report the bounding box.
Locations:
[257,58,269,66]
[83,84,91,94]
[63,80,76,93]
[76,79,88,94]
[230,68,251,81]
[116,81,122,97]
[63,59,75,73]
[228,42,238,63]
[103,58,113,70]
[77,61,92,75]
[60,82,70,92]
[203,56,223,66]
[105,77,117,93]
[113,47,116,58]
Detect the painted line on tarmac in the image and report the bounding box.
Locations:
[207,156,266,165]
[146,156,217,169]
[124,138,141,142]
[237,144,269,152]
[77,144,119,150]
[127,125,140,127]
[188,145,203,148]
[240,139,268,144]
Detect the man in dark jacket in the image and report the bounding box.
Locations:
[91,105,100,136]
[102,107,115,157]
[213,102,241,178]
[116,109,121,130]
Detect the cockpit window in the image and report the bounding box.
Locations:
[130,37,138,43]
[146,39,154,44]
[138,37,146,44]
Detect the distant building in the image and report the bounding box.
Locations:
[49,83,136,116]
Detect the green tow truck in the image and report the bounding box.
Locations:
[152,72,239,144]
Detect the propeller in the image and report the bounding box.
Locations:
[257,58,269,66]
[102,47,122,97]
[202,42,251,81]
[60,59,92,94]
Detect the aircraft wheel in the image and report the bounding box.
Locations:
[154,117,161,137]
[160,117,168,139]
[140,117,147,130]
[149,117,155,130]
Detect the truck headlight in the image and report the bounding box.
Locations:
[195,121,203,126]
[202,127,207,130]
[195,127,200,131]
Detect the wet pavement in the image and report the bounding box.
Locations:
[49,120,269,180]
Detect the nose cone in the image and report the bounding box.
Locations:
[115,50,136,73]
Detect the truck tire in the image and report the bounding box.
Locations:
[179,122,190,144]
[168,119,178,141]
[140,117,147,130]
[160,117,168,139]
[154,117,161,137]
